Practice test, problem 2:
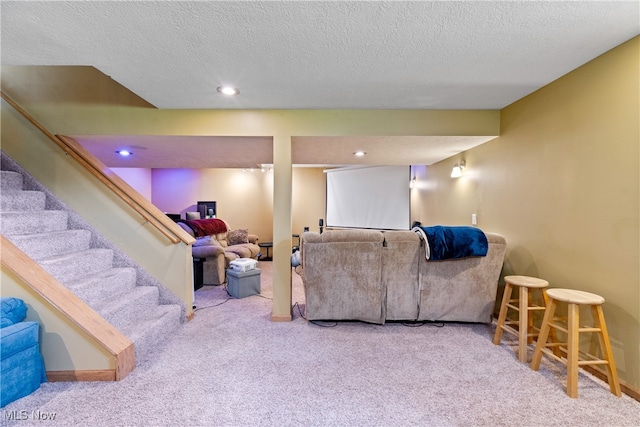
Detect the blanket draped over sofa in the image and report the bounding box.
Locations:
[298,228,506,324]
[412,225,488,260]
[182,218,228,237]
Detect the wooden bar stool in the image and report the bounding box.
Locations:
[493,275,549,362]
[530,288,621,398]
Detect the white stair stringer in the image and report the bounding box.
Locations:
[1,155,185,370]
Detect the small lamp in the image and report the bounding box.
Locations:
[451,161,466,178]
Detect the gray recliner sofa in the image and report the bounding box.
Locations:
[177,219,260,285]
[298,228,506,324]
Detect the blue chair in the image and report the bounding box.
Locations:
[1,297,46,407]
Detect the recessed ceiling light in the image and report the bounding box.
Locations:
[217,86,240,96]
[353,151,367,157]
[116,150,132,157]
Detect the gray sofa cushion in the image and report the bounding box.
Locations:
[300,229,506,324]
[302,229,385,324]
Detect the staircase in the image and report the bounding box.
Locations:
[0,155,184,364]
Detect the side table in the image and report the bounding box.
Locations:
[193,257,204,291]
[258,242,273,261]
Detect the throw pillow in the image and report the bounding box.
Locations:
[228,229,249,246]
[1,297,27,327]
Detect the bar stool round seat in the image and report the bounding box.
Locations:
[504,275,549,289]
[530,288,621,398]
[493,275,550,363]
[545,288,604,305]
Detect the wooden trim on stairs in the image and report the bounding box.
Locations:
[46,370,122,382]
[0,90,195,246]
[1,236,135,381]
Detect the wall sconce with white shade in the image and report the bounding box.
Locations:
[410,176,417,189]
[451,161,466,178]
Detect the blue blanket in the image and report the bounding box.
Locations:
[412,226,488,260]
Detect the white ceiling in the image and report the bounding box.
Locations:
[2,1,638,168]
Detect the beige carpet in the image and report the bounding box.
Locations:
[3,261,639,426]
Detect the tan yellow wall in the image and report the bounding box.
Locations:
[292,168,326,236]
[417,37,640,390]
[151,168,274,241]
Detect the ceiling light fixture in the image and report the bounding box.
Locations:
[260,165,273,173]
[451,161,466,178]
[217,86,239,96]
[116,150,132,157]
[353,151,367,157]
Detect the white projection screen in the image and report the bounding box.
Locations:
[325,165,411,230]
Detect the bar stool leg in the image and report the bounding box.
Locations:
[493,282,513,345]
[566,303,580,398]
[526,287,535,345]
[530,298,556,371]
[541,290,561,357]
[518,285,529,362]
[592,305,622,396]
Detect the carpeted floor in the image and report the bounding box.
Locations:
[3,261,639,426]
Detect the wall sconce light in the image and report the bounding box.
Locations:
[451,161,466,178]
[410,176,417,189]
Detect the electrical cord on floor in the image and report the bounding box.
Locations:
[293,302,337,327]
[193,297,232,312]
[399,320,445,328]
[293,301,305,319]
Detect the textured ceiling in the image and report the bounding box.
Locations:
[2,1,638,168]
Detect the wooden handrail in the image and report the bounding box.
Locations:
[1,236,135,380]
[0,90,195,246]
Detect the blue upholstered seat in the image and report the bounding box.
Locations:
[1,297,46,407]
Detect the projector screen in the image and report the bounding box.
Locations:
[325,165,411,230]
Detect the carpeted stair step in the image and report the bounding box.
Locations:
[0,210,69,235]
[67,268,137,306]
[1,190,46,211]
[38,248,114,284]
[122,304,182,362]
[1,170,24,191]
[96,286,161,330]
[7,229,92,260]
